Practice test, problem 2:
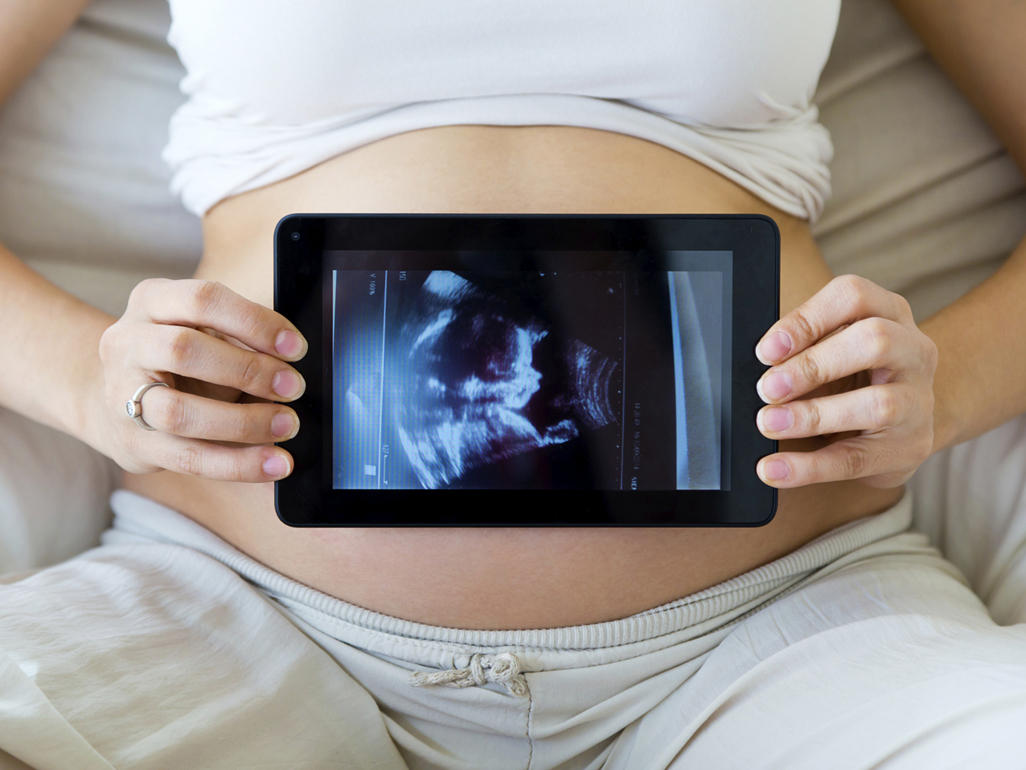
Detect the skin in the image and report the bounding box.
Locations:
[0,0,1023,629]
[753,0,1026,488]
[119,136,913,628]
[753,275,937,489]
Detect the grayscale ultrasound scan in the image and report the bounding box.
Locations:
[330,256,728,492]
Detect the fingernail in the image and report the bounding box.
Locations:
[272,370,304,399]
[760,459,790,481]
[271,412,298,439]
[757,372,792,402]
[262,454,290,478]
[275,330,306,358]
[756,331,792,365]
[759,406,793,433]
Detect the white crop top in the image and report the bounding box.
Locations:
[162,1,840,221]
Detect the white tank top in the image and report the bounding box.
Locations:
[162,0,840,221]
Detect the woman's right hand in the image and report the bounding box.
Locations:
[96,278,307,482]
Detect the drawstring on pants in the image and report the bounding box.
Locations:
[408,652,529,696]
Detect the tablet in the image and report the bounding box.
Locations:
[274,214,778,527]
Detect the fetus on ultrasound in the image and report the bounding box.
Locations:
[395,271,620,489]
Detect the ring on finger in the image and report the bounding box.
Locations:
[125,381,171,431]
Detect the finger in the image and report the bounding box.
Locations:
[135,324,306,402]
[756,435,919,488]
[757,383,917,439]
[148,434,295,482]
[188,328,261,401]
[756,274,914,365]
[127,278,307,361]
[197,326,258,353]
[132,384,300,443]
[756,317,921,404]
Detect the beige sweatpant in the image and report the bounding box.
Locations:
[3,421,1026,769]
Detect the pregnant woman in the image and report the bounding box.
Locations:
[2,1,1026,767]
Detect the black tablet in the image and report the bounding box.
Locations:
[274,214,778,527]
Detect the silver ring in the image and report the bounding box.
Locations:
[125,381,170,431]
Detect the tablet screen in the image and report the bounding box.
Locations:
[327,250,732,492]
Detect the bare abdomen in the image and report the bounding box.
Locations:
[122,125,903,629]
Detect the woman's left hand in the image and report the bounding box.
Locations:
[754,274,938,489]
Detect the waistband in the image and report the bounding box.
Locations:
[105,489,914,662]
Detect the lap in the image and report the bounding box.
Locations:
[2,499,1025,770]
[0,544,405,770]
[619,539,1026,768]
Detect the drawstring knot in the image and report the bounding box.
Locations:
[408,652,529,696]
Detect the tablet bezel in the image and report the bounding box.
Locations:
[274,213,778,527]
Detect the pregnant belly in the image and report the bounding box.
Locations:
[121,125,903,629]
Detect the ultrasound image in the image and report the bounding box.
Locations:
[332,261,721,491]
[393,271,621,489]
